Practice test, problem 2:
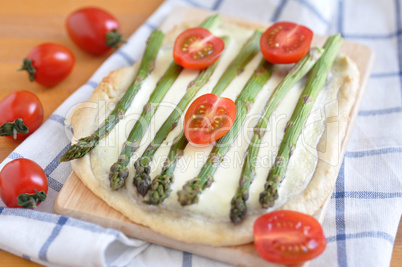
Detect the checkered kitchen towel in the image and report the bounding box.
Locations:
[0,0,401,266]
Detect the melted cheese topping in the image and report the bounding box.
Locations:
[89,22,349,222]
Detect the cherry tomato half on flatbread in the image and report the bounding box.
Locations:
[184,94,236,145]
[0,91,44,140]
[173,27,225,69]
[19,43,75,87]
[66,7,124,54]
[260,22,313,64]
[253,210,327,265]
[0,159,48,209]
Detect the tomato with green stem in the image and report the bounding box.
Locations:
[253,210,327,265]
[66,7,125,54]
[173,27,225,69]
[0,91,44,140]
[184,94,236,144]
[19,43,75,87]
[260,22,313,64]
[0,159,48,209]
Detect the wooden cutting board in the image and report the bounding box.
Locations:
[54,6,375,267]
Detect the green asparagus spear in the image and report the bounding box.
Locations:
[109,62,182,190]
[147,132,187,204]
[133,56,221,196]
[259,34,343,209]
[230,47,323,224]
[135,30,263,197]
[109,15,222,190]
[177,58,274,206]
[60,30,164,162]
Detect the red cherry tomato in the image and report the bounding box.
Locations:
[184,94,236,144]
[0,159,48,209]
[173,27,225,69]
[0,91,44,140]
[66,7,124,54]
[260,22,313,64]
[254,210,327,265]
[19,43,75,87]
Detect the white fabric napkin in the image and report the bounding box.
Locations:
[1,0,401,266]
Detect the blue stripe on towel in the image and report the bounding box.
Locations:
[22,254,31,261]
[327,231,394,245]
[358,106,402,116]
[182,252,192,267]
[85,80,98,88]
[337,0,344,36]
[44,145,70,176]
[212,0,224,10]
[43,145,71,192]
[344,30,402,39]
[395,0,402,103]
[49,114,66,125]
[345,147,402,158]
[271,0,289,22]
[335,160,348,266]
[371,71,402,78]
[295,0,330,25]
[7,152,24,160]
[332,191,402,199]
[185,0,206,8]
[39,216,68,261]
[144,21,158,30]
[116,50,136,66]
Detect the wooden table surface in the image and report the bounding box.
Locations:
[0,0,400,266]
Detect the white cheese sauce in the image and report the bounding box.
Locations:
[90,22,348,222]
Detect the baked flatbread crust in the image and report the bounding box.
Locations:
[69,16,359,246]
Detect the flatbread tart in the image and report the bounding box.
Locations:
[65,14,359,247]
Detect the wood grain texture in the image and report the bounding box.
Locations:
[0,1,400,266]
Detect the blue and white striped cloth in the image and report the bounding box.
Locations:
[0,0,401,266]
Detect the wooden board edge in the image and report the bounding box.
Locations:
[55,172,289,267]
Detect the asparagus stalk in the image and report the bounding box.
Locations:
[135,30,262,196]
[109,62,182,189]
[230,47,323,224]
[147,132,187,204]
[259,34,343,209]
[109,15,222,190]
[177,58,274,206]
[133,56,221,196]
[60,30,164,162]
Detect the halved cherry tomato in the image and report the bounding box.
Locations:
[260,22,313,64]
[19,43,75,87]
[66,7,124,54]
[173,27,225,69]
[0,159,48,209]
[0,91,44,140]
[184,94,236,144]
[254,210,326,265]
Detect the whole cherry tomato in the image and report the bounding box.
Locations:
[0,91,44,140]
[19,43,75,87]
[254,210,327,265]
[260,22,313,64]
[173,27,225,69]
[66,7,124,54]
[0,159,48,209]
[184,94,236,144]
